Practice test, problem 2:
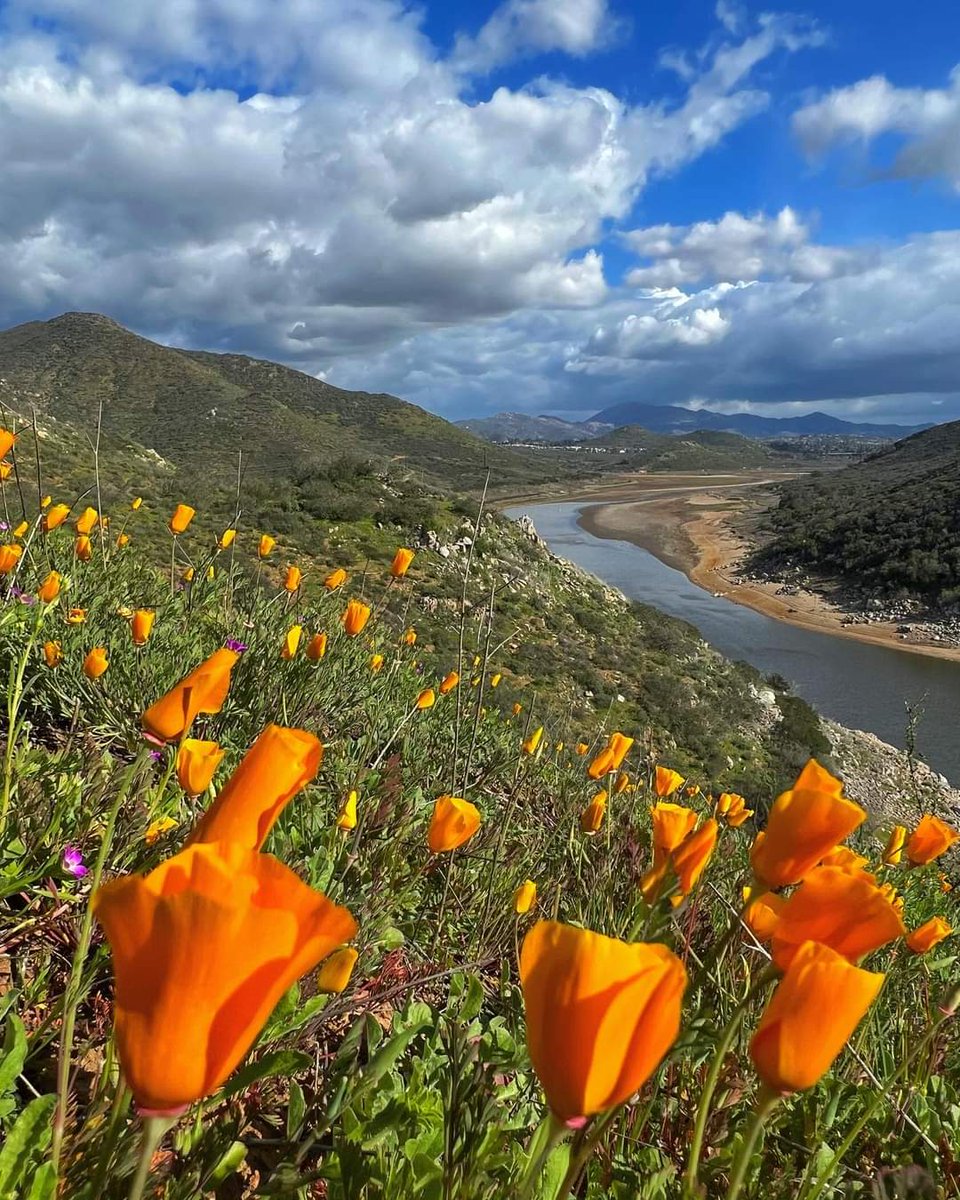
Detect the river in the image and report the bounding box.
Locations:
[505,501,960,784]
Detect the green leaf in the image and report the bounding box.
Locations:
[0,1094,56,1195]
[26,1161,57,1200]
[220,1049,312,1099]
[208,1140,247,1186]
[286,1080,306,1140]
[0,1014,28,1096]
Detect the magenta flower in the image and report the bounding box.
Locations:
[225,638,248,653]
[62,846,88,878]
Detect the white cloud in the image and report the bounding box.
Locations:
[794,65,960,188]
[452,0,616,73]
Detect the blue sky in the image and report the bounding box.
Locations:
[1,0,959,424]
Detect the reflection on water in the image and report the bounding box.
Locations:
[506,502,960,784]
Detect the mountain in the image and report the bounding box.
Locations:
[588,426,784,470]
[0,312,553,494]
[587,402,930,439]
[456,411,612,442]
[752,419,960,604]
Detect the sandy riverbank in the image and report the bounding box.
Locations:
[568,481,960,665]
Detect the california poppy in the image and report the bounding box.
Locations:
[587,747,616,780]
[281,625,302,660]
[750,760,866,890]
[75,506,99,535]
[882,825,907,866]
[66,608,86,625]
[306,632,327,661]
[906,916,952,954]
[0,544,22,573]
[324,567,347,590]
[906,815,959,865]
[520,921,686,1121]
[490,673,502,688]
[284,565,302,592]
[217,529,236,550]
[12,520,28,539]
[403,628,417,647]
[522,726,544,755]
[42,503,71,533]
[607,732,634,769]
[0,427,15,459]
[439,671,459,694]
[141,647,239,743]
[428,796,481,853]
[390,548,415,578]
[190,725,323,850]
[614,771,632,795]
[343,600,372,637]
[769,866,905,971]
[131,609,156,646]
[169,504,196,535]
[176,740,224,796]
[92,842,356,1112]
[370,653,384,672]
[581,790,608,834]
[337,791,358,831]
[317,946,359,994]
[818,846,868,873]
[654,766,684,797]
[83,648,109,679]
[131,496,143,511]
[43,641,63,668]
[417,688,436,710]
[750,940,884,1093]
[649,804,698,868]
[743,889,786,942]
[514,880,537,914]
[116,533,130,548]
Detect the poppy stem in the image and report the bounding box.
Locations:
[723,1089,780,1200]
[127,1115,174,1200]
[516,1112,566,1200]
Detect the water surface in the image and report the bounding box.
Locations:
[506,501,960,784]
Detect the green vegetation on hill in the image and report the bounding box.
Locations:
[752,420,960,604]
[590,425,784,471]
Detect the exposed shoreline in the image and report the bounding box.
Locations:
[519,474,960,665]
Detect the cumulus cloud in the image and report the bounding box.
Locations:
[452,0,617,73]
[794,65,960,187]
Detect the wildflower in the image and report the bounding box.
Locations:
[63,846,88,878]
[575,742,588,756]
[0,544,22,573]
[306,632,328,661]
[281,625,303,660]
[555,741,565,753]
[42,503,71,533]
[13,520,28,538]
[906,814,960,865]
[182,567,195,584]
[73,534,93,562]
[717,792,741,815]
[906,917,953,954]
[390,547,415,577]
[324,567,347,590]
[66,608,86,625]
[83,648,109,679]
[587,747,616,779]
[750,941,884,1093]
[206,565,215,581]
[519,921,686,1122]
[644,819,718,905]
[254,533,274,559]
[607,732,634,769]
[940,873,953,894]
[225,638,247,653]
[370,653,384,672]
[514,879,537,914]
[769,866,905,971]
[75,506,99,535]
[0,427,14,459]
[145,816,178,845]
[141,647,240,742]
[685,784,701,797]
[428,795,481,853]
[416,688,436,710]
[0,462,10,481]
[40,495,51,508]
[649,804,698,868]
[882,824,907,866]
[37,569,60,602]
[317,947,359,994]
[653,766,684,797]
[750,759,866,890]
[513,703,523,717]
[190,725,323,850]
[218,528,236,550]
[818,846,869,873]
[491,673,502,688]
[743,888,786,942]
[581,790,607,834]
[404,627,417,646]
[43,641,63,668]
[337,791,358,831]
[343,600,372,637]
[176,739,224,796]
[92,842,357,1112]
[131,609,156,646]
[439,670,459,694]
[522,726,544,755]
[169,504,196,535]
[131,496,143,510]
[284,565,302,592]
[116,533,130,548]
[614,771,631,795]
[472,654,481,667]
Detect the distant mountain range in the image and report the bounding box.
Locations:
[458,404,931,442]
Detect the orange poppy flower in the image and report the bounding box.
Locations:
[92,842,356,1112]
[653,766,684,797]
[74,534,91,561]
[514,880,537,914]
[306,632,328,661]
[43,641,63,668]
[416,688,436,710]
[649,803,698,869]
[587,747,616,780]
[743,889,786,942]
[190,725,323,850]
[42,503,71,533]
[581,790,608,834]
[882,824,907,866]
[258,534,275,558]
[342,600,372,637]
[337,791,358,831]
[522,726,544,755]
[439,671,459,694]
[906,815,959,865]
[66,607,86,625]
[281,625,302,660]
[218,528,236,550]
[427,795,481,853]
[176,739,224,797]
[284,565,302,592]
[750,759,866,889]
[906,916,952,955]
[169,504,196,535]
[75,506,99,535]
[390,547,415,578]
[370,653,384,672]
[750,941,884,1093]
[317,946,359,994]
[141,647,239,742]
[13,520,28,539]
[324,567,347,590]
[769,866,905,971]
[83,648,109,679]
[131,609,156,646]
[519,921,686,1121]
[0,544,22,574]
[0,427,15,459]
[116,533,130,549]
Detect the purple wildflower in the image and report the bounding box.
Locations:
[149,749,163,762]
[225,638,248,653]
[63,846,88,878]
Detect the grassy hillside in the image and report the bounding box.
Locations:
[752,420,960,604]
[589,426,785,471]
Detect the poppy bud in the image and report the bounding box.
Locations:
[428,796,481,853]
[342,600,372,637]
[218,528,236,550]
[324,567,347,590]
[390,547,415,578]
[882,824,907,866]
[176,739,224,796]
[131,496,143,510]
[439,671,459,694]
[281,625,303,660]
[258,534,276,558]
[581,790,607,834]
[906,814,959,865]
[317,946,359,994]
[131,609,156,646]
[284,565,302,592]
[416,688,436,710]
[906,916,952,955]
[169,504,196,535]
[337,791,358,831]
[514,879,537,914]
[306,632,328,661]
[522,726,544,756]
[13,520,28,539]
[83,648,109,679]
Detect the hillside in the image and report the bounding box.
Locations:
[0,313,561,494]
[589,425,784,470]
[751,419,960,604]
[588,401,929,439]
[456,411,612,442]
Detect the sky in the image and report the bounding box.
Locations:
[2,1,960,424]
